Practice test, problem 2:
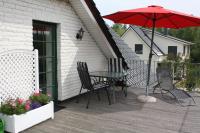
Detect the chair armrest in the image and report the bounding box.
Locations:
[91,77,99,85]
[153,82,160,88]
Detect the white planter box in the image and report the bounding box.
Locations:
[0,101,54,133]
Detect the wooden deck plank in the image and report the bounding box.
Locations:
[23,87,200,133]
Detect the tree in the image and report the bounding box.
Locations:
[111,24,127,36]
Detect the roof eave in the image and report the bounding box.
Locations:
[141,28,194,45]
[83,0,128,69]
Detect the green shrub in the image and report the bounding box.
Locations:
[29,93,50,105]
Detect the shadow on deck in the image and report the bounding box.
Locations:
[23,87,200,133]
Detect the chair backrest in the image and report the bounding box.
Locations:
[108,58,124,73]
[156,67,174,91]
[77,62,93,90]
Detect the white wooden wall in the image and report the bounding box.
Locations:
[0,0,108,101]
[145,32,191,58]
[122,29,159,61]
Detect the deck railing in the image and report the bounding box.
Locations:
[126,60,158,87]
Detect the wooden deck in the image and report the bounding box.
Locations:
[23,87,200,133]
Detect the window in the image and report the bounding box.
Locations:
[168,46,177,56]
[183,46,186,55]
[135,44,143,54]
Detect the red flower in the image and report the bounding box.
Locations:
[25,103,30,111]
[17,98,24,105]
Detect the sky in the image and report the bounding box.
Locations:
[93,0,200,25]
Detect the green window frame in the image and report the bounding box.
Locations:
[33,20,58,101]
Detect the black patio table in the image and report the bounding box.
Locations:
[90,71,128,103]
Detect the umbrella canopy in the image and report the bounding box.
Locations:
[103,5,200,97]
[103,5,200,28]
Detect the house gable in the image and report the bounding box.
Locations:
[122,28,160,61]
[127,26,165,56]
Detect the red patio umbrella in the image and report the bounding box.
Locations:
[103,5,200,99]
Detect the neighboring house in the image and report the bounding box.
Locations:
[122,25,194,61]
[109,27,157,87]
[0,0,133,101]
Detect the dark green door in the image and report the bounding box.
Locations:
[33,21,57,100]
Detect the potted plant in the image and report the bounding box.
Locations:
[0,92,54,133]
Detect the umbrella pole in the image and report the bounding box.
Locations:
[137,19,157,103]
[146,19,156,96]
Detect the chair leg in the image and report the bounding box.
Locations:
[153,87,156,94]
[177,98,196,107]
[96,90,101,101]
[112,86,116,103]
[105,88,111,105]
[191,97,196,104]
[161,90,165,97]
[124,78,128,97]
[86,90,92,109]
[122,85,127,97]
[124,87,128,97]
[153,83,159,94]
[76,85,83,103]
[185,92,196,105]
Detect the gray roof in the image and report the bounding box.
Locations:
[141,28,194,45]
[129,25,165,56]
[108,26,141,62]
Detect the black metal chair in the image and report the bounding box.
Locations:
[108,58,128,97]
[77,62,111,108]
[154,67,195,106]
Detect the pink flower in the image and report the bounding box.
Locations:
[17,98,24,105]
[25,103,30,111]
[35,89,40,94]
[26,100,31,105]
[47,93,51,97]
[10,102,16,108]
[33,92,40,96]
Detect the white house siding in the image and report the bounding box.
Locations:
[122,29,159,62]
[70,0,116,58]
[145,32,190,59]
[0,0,108,101]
